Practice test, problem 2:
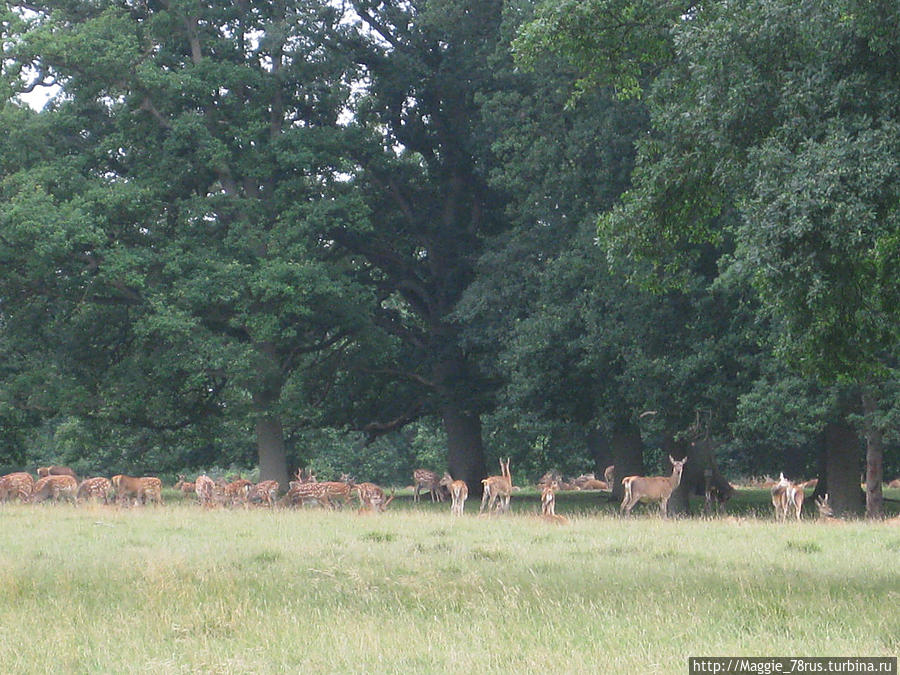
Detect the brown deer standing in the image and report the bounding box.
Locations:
[771,473,805,521]
[480,458,512,514]
[111,475,162,506]
[439,473,468,516]
[541,480,558,517]
[76,477,113,504]
[280,481,332,509]
[413,469,445,503]
[0,472,34,502]
[31,475,78,503]
[194,474,217,507]
[620,456,687,517]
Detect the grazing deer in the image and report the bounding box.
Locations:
[319,480,354,508]
[31,475,78,503]
[354,482,395,514]
[541,480,558,517]
[439,473,468,516]
[280,481,332,509]
[76,477,113,504]
[247,480,280,507]
[480,458,512,514]
[620,456,687,517]
[0,472,34,502]
[413,469,445,503]
[887,478,900,489]
[194,474,217,507]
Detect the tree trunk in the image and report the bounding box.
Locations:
[822,421,864,517]
[861,389,884,519]
[442,405,487,497]
[609,423,644,502]
[256,414,289,490]
[668,437,730,516]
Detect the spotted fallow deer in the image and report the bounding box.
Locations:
[76,477,113,504]
[815,494,840,522]
[111,475,162,506]
[439,473,468,516]
[247,480,280,507]
[413,469,445,503]
[620,456,687,517]
[354,482,395,514]
[194,474,217,507]
[31,475,78,503]
[480,458,512,514]
[0,472,34,502]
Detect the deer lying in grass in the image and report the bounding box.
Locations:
[480,458,512,514]
[439,473,468,516]
[771,473,805,521]
[174,475,195,496]
[620,456,687,517]
[604,465,615,487]
[815,494,841,522]
[354,482,395,514]
[413,469,445,503]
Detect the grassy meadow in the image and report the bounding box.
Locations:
[1,490,898,673]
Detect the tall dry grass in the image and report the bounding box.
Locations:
[0,502,896,673]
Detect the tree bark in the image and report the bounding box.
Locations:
[822,421,864,516]
[609,423,644,502]
[256,414,289,490]
[861,388,884,519]
[442,405,488,497]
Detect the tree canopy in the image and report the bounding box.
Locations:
[2,0,898,513]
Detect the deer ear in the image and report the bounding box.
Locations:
[669,455,675,464]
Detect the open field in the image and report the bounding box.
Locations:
[1,492,898,673]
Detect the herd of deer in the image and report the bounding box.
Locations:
[1,462,896,520]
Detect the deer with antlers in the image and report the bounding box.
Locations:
[439,473,468,516]
[480,458,512,514]
[354,482,395,514]
[620,456,687,517]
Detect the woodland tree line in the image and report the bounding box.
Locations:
[1,0,898,517]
